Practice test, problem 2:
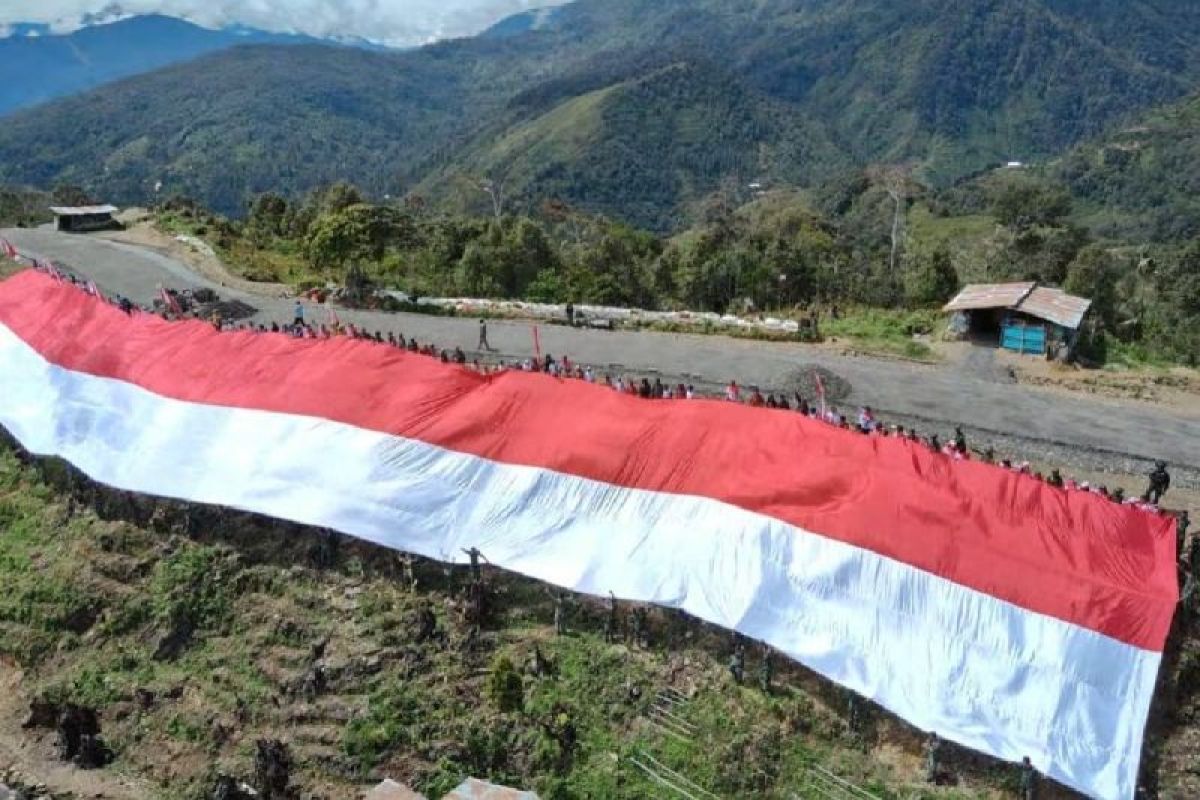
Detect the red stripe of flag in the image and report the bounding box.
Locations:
[0,269,1178,651]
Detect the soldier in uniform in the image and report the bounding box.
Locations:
[462,547,486,584]
[1147,461,1171,505]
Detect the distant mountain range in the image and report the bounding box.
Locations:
[1,0,1199,233]
[480,7,566,39]
[0,14,343,117]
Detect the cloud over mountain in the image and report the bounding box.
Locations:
[0,0,568,46]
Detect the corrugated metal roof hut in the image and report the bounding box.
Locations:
[944,282,1092,358]
[49,205,119,233]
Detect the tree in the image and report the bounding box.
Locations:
[502,218,558,296]
[866,165,920,274]
[247,193,289,242]
[992,179,1072,231]
[1142,241,1200,364]
[318,182,366,215]
[904,247,959,306]
[303,204,408,273]
[1063,246,1121,332]
[51,184,95,207]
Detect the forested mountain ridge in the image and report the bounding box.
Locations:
[1,0,1199,228]
[1052,93,1200,243]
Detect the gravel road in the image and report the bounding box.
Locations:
[6,227,1198,483]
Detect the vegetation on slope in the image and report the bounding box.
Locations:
[1054,94,1200,243]
[0,186,52,228]
[0,444,1054,799]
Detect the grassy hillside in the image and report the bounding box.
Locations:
[2,0,1199,229]
[422,61,846,230]
[0,438,1120,800]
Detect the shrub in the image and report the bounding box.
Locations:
[487,655,524,713]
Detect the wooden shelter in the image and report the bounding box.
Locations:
[50,205,119,233]
[944,282,1092,358]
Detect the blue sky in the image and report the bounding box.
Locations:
[0,0,568,46]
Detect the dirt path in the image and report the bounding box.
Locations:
[99,210,291,298]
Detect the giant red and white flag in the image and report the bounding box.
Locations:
[0,270,1177,800]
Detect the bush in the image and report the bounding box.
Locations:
[487,655,524,713]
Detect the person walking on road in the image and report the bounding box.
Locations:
[478,319,492,351]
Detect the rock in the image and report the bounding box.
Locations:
[22,697,59,729]
[54,704,111,768]
[134,688,156,711]
[152,611,196,661]
[254,739,293,799]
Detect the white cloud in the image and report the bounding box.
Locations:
[0,0,570,46]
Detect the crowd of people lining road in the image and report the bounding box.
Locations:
[13,264,1196,800]
[29,265,1191,529]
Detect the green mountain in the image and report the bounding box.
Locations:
[2,0,1199,229]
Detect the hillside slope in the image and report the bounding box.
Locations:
[0,442,1028,799]
[1,0,1199,227]
[1053,94,1200,242]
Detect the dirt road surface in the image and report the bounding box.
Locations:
[5,227,1198,474]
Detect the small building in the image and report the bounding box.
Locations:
[50,204,120,233]
[943,282,1092,358]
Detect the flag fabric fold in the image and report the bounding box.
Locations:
[0,270,1178,800]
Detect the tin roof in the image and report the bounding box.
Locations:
[1016,286,1092,330]
[942,282,1036,312]
[442,778,539,800]
[49,205,119,216]
[942,282,1091,330]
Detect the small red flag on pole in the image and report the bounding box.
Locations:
[160,287,183,315]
